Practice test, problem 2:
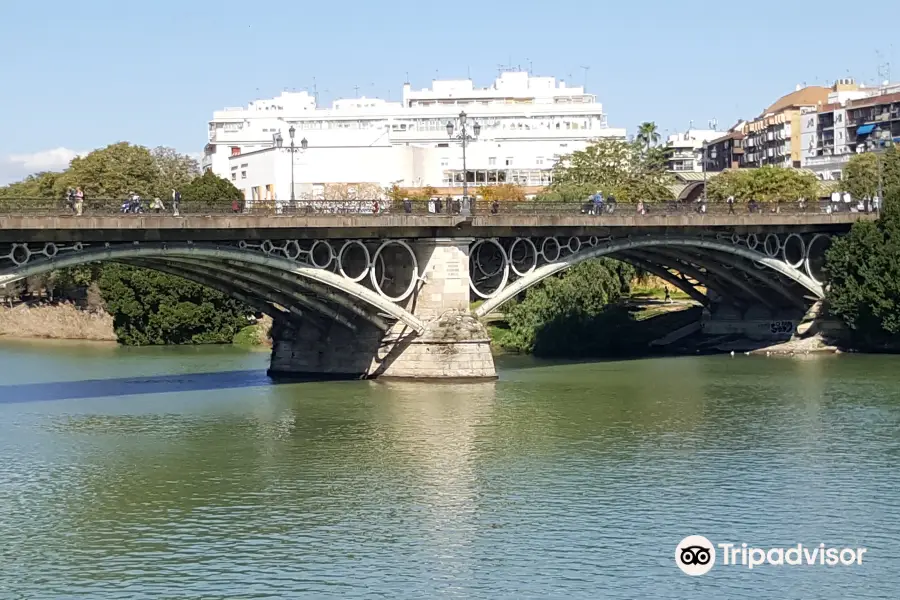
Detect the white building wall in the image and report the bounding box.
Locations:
[204,71,625,190]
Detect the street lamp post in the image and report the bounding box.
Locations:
[288,125,296,202]
[702,142,708,202]
[865,132,894,214]
[446,111,481,216]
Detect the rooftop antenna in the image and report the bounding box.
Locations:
[527,58,533,74]
[709,118,718,130]
[405,71,409,84]
[353,84,360,97]
[580,65,590,90]
[876,49,891,85]
[312,77,318,103]
[467,65,471,79]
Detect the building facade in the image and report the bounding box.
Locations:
[202,71,626,202]
[801,80,898,180]
[743,85,834,169]
[665,129,722,172]
[704,123,747,172]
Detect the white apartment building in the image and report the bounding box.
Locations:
[800,79,895,181]
[665,128,721,172]
[202,71,626,203]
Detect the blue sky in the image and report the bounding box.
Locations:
[1,0,897,183]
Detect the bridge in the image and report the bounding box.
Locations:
[0,199,876,380]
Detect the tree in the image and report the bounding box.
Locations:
[181,170,243,208]
[56,142,159,199]
[0,171,62,199]
[385,184,437,202]
[842,146,900,202]
[501,259,635,356]
[150,146,200,198]
[537,138,674,203]
[479,184,526,202]
[705,165,819,202]
[825,186,900,349]
[636,122,660,151]
[98,264,252,345]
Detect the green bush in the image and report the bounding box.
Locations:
[98,265,252,345]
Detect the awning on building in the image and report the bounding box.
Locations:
[856,124,876,135]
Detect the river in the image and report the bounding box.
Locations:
[0,339,898,599]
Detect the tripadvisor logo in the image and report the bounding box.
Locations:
[675,536,867,575]
[676,535,715,576]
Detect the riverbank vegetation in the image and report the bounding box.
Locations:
[0,143,256,346]
[824,147,900,350]
[0,302,115,341]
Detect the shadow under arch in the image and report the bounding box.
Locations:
[473,236,823,317]
[0,242,426,333]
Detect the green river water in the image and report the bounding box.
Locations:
[0,339,898,599]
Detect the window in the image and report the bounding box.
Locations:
[231,147,241,157]
[536,156,544,166]
[440,157,449,167]
[241,171,247,179]
[488,157,496,166]
[505,157,513,166]
[231,173,236,181]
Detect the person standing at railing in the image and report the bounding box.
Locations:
[65,188,76,214]
[591,191,604,216]
[172,189,181,217]
[150,197,165,214]
[491,199,499,215]
[74,187,84,216]
[606,195,617,214]
[727,195,736,215]
[403,198,412,214]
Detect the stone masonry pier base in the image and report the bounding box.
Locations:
[267,238,497,381]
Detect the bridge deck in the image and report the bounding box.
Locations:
[0,212,874,243]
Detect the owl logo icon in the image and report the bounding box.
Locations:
[675,535,716,575]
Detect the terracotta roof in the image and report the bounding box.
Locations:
[845,91,900,109]
[763,86,830,115]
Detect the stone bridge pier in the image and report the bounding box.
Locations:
[268,238,497,380]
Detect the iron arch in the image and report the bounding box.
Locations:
[0,242,425,334]
[473,236,824,318]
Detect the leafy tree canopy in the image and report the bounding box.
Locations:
[841,145,900,201]
[0,171,61,198]
[0,142,199,201]
[181,170,243,206]
[537,138,674,203]
[98,264,252,345]
[501,258,635,356]
[825,186,900,348]
[480,183,526,202]
[705,165,819,202]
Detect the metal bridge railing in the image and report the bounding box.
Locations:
[0,197,877,218]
